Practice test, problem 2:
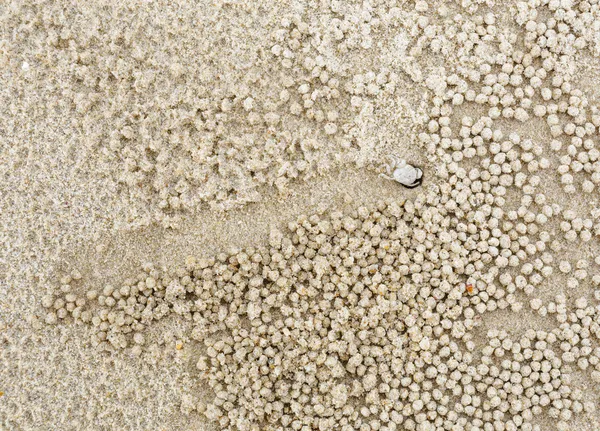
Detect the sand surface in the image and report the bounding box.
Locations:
[2,0,600,430]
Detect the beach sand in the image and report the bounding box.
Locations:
[2,1,600,430]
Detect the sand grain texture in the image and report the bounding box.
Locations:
[3,1,600,430]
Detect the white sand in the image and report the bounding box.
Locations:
[2,0,600,430]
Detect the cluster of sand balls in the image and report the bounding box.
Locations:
[44,183,600,431]
[42,0,600,430]
[271,15,344,135]
[44,190,600,430]
[14,0,600,228]
[270,11,400,138]
[12,2,401,228]
[96,2,417,223]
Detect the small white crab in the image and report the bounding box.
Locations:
[380,156,423,188]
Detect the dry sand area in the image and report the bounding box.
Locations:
[4,0,600,430]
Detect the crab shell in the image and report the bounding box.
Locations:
[394,164,423,188]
